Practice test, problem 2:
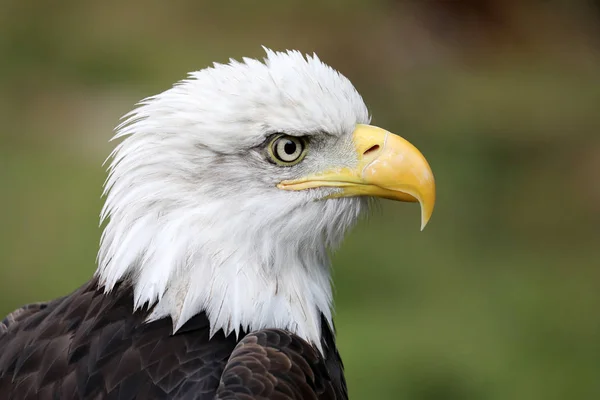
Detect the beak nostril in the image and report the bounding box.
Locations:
[363,144,380,156]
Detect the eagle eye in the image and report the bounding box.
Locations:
[268,135,307,166]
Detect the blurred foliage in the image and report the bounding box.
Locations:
[1,1,599,399]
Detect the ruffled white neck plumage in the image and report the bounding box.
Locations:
[95,49,370,350]
[97,186,363,349]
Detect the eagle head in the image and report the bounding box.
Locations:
[96,48,435,348]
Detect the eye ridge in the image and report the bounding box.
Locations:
[267,134,308,166]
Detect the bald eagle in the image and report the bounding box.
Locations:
[0,49,435,399]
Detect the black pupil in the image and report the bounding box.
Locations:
[283,140,297,155]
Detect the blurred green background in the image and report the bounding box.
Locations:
[1,1,599,399]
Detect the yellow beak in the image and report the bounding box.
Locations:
[277,124,436,230]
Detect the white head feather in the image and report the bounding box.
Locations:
[96,48,371,349]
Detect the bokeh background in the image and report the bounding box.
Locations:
[1,1,599,398]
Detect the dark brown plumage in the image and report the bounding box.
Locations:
[0,279,346,399]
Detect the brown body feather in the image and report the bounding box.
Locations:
[0,279,346,399]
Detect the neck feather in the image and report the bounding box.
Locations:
[96,195,363,350]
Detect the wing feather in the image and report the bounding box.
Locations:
[216,329,342,400]
[0,302,48,334]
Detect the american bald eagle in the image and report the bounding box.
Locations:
[0,49,435,399]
